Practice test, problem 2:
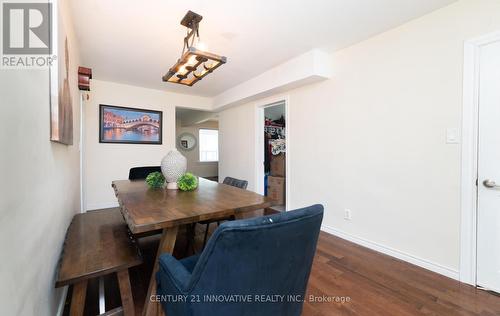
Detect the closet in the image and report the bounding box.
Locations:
[264,102,286,210]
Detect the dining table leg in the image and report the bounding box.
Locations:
[142,226,179,316]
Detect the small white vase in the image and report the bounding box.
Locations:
[161,149,187,190]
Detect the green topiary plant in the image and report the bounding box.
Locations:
[145,171,165,189]
[177,172,198,191]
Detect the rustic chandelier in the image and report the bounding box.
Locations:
[162,10,227,86]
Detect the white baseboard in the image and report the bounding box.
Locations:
[320,225,459,281]
[86,201,119,211]
[56,286,68,316]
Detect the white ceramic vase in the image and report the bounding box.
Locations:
[161,149,187,189]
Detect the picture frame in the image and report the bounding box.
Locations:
[99,104,162,144]
[50,1,74,145]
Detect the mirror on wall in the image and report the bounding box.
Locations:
[177,133,197,151]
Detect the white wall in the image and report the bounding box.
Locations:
[176,120,219,178]
[218,0,500,275]
[83,80,212,210]
[219,104,258,189]
[0,1,81,315]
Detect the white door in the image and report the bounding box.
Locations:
[477,40,500,293]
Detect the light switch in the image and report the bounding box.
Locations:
[446,128,460,144]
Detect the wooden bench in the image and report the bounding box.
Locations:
[55,208,142,316]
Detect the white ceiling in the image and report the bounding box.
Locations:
[176,108,218,126]
[69,0,455,97]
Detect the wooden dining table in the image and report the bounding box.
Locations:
[112,177,276,316]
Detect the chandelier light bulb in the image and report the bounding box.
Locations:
[187,55,197,66]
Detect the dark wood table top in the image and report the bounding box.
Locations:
[112,177,275,234]
[55,209,142,287]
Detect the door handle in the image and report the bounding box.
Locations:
[483,179,500,189]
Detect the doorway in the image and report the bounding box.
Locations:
[175,107,219,182]
[258,101,287,212]
[461,31,500,291]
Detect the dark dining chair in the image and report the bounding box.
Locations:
[156,204,324,316]
[128,166,162,180]
[222,176,249,189]
[199,177,248,249]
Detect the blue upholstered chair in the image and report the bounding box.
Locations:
[156,204,324,316]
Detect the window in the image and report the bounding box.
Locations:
[199,129,219,162]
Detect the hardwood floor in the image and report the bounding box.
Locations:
[305,233,500,315]
[64,217,500,316]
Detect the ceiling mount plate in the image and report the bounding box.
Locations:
[180,10,203,29]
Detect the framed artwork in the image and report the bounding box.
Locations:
[99,104,162,144]
[50,1,73,145]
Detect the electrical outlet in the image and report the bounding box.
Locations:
[446,128,460,144]
[344,209,352,220]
